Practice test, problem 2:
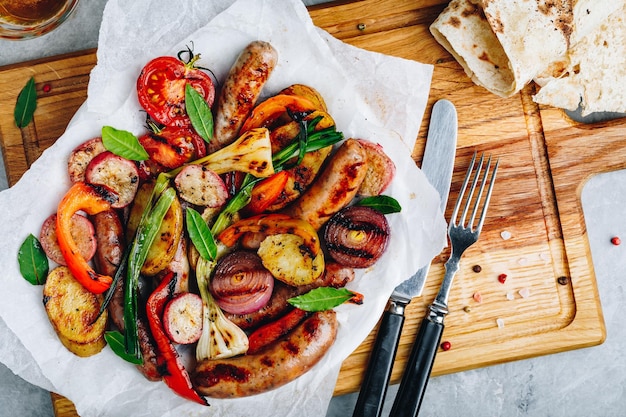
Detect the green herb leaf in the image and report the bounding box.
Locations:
[186,207,217,260]
[14,77,37,128]
[102,126,149,161]
[185,84,214,143]
[18,234,49,285]
[287,287,355,312]
[357,195,401,214]
[104,331,143,364]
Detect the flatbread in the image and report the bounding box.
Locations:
[430,0,622,98]
[533,3,626,116]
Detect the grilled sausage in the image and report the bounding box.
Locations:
[226,263,353,331]
[284,138,369,230]
[193,310,337,398]
[92,210,125,330]
[212,41,278,151]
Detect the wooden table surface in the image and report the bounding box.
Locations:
[1,0,620,415]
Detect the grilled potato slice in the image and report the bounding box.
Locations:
[126,181,184,276]
[141,192,183,276]
[43,266,107,357]
[258,233,324,286]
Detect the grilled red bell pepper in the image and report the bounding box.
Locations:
[247,307,309,354]
[56,182,118,294]
[146,271,208,406]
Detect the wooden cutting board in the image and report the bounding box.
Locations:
[0,0,618,415]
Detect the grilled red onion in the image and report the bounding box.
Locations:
[323,205,390,268]
[210,251,274,315]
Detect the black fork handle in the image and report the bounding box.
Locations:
[388,315,444,417]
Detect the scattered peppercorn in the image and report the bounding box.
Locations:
[611,236,621,246]
[440,341,451,351]
[557,276,569,285]
[463,306,471,313]
[42,83,51,93]
[472,265,482,273]
[473,292,483,303]
[498,273,507,284]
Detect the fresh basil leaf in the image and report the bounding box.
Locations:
[357,195,401,214]
[14,77,37,128]
[287,287,355,312]
[185,84,213,143]
[101,126,149,161]
[104,331,143,365]
[18,234,49,285]
[186,207,217,261]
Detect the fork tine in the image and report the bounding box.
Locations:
[463,153,485,228]
[450,152,477,226]
[476,155,499,232]
[452,152,499,232]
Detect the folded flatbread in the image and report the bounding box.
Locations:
[430,0,622,98]
[533,3,626,116]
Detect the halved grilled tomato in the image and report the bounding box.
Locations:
[138,125,201,170]
[137,55,215,127]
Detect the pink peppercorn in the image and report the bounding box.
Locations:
[440,341,451,351]
[42,83,51,93]
[611,236,621,246]
[498,273,507,284]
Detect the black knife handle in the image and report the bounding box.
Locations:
[352,308,405,417]
[389,315,444,417]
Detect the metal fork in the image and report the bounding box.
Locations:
[388,152,499,417]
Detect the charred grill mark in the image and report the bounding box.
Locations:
[195,363,251,388]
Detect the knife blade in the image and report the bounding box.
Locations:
[351,99,457,417]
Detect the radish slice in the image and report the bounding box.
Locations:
[163,292,203,345]
[67,137,107,183]
[174,164,228,207]
[39,213,96,266]
[85,151,139,208]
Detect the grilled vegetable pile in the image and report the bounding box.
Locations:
[19,40,400,403]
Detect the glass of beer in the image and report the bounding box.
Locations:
[0,0,80,40]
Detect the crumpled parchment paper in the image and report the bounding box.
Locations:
[0,0,446,416]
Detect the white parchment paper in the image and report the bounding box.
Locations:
[0,0,446,416]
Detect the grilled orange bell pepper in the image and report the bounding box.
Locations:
[240,94,318,133]
[56,182,118,294]
[217,213,321,256]
[246,170,289,215]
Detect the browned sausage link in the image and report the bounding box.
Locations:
[212,41,278,151]
[92,209,125,330]
[226,281,298,330]
[193,310,338,398]
[92,209,125,276]
[136,315,162,381]
[284,138,368,230]
[226,263,353,331]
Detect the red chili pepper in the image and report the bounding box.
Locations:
[56,182,118,294]
[245,170,289,215]
[146,271,208,406]
[247,308,309,354]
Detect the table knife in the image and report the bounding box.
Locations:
[351,99,458,417]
